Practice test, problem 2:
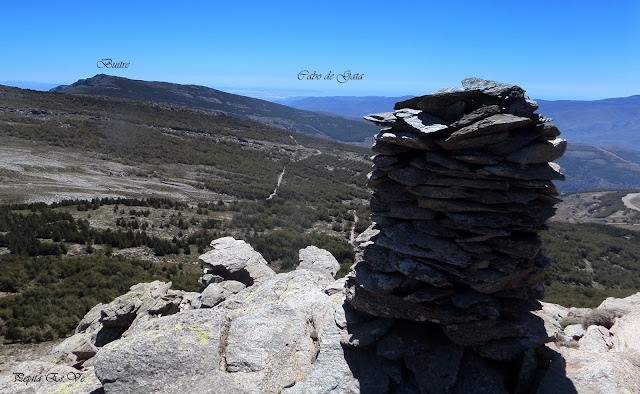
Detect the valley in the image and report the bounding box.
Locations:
[2,80,640,348]
[274,93,640,150]
[0,83,374,344]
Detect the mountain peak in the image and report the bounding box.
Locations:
[50,74,118,92]
[48,75,377,143]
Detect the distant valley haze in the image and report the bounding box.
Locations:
[4,72,634,194]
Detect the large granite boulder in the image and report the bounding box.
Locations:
[191,280,246,309]
[88,281,185,347]
[94,308,244,394]
[198,237,275,286]
[32,280,189,372]
[297,245,341,278]
[42,333,97,368]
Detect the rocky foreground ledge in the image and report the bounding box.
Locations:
[0,236,639,393]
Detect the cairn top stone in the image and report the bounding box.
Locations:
[389,77,539,120]
[461,77,524,97]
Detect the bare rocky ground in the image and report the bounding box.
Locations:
[0,137,247,264]
[0,136,226,205]
[553,190,640,228]
[0,339,64,377]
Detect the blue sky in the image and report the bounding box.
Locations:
[1,0,639,100]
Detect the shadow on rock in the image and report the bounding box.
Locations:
[341,300,577,393]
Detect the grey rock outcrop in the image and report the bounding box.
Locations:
[537,293,640,394]
[43,333,97,368]
[91,247,360,394]
[12,241,360,394]
[563,324,586,340]
[298,245,341,278]
[198,236,275,286]
[30,239,274,378]
[86,280,186,347]
[7,235,640,393]
[191,280,246,309]
[33,280,191,372]
[94,308,245,394]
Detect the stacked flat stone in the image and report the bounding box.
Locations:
[347,78,566,346]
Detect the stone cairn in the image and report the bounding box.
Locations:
[345,78,568,388]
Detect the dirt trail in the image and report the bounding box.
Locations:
[350,210,359,246]
[594,146,640,168]
[267,167,286,200]
[289,135,302,146]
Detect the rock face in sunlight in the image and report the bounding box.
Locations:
[197,236,276,286]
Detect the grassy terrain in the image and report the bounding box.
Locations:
[542,221,640,307]
[0,254,202,343]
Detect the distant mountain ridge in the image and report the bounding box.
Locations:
[41,78,640,193]
[273,95,414,119]
[0,81,60,91]
[536,96,640,150]
[50,74,378,143]
[260,94,640,193]
[273,93,640,150]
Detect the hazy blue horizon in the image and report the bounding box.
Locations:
[2,0,638,103]
[3,76,639,103]
[3,0,638,101]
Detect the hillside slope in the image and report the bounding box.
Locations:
[556,143,640,192]
[537,96,640,149]
[272,94,640,149]
[4,83,640,351]
[50,75,378,143]
[0,83,373,275]
[274,95,640,193]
